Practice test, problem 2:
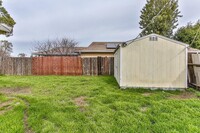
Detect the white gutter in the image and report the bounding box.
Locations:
[0,23,13,36]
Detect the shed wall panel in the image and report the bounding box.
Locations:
[121,37,187,88]
[114,47,120,85]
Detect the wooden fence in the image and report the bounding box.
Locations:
[0,57,32,75]
[82,57,114,75]
[32,56,82,75]
[188,53,200,89]
[0,56,114,76]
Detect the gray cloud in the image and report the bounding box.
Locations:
[1,0,200,56]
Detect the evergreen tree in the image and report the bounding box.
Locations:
[0,0,16,35]
[139,0,181,37]
[174,21,200,49]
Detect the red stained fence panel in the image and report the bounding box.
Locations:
[32,56,83,75]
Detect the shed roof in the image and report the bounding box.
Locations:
[115,33,189,53]
[127,34,189,47]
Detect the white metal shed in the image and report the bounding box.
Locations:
[114,34,189,89]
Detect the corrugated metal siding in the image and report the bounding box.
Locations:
[114,47,120,85]
[121,37,187,88]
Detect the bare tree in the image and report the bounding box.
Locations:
[0,40,13,57]
[33,38,78,55]
[33,39,53,55]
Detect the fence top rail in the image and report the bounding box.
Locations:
[188,63,200,66]
[32,53,80,56]
[188,51,200,54]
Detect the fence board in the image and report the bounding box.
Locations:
[0,57,32,75]
[82,57,114,76]
[188,53,200,89]
[32,56,83,75]
[0,56,114,76]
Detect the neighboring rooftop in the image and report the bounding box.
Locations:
[32,47,87,56]
[81,42,123,53]
[32,42,123,56]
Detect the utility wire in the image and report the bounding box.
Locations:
[136,0,172,38]
[125,0,173,45]
[191,23,200,46]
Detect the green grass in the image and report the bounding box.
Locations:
[0,76,200,133]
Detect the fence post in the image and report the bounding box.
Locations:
[97,56,102,75]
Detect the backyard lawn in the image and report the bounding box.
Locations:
[0,76,200,133]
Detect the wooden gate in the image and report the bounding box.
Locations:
[82,57,114,76]
[32,56,83,75]
[187,52,200,90]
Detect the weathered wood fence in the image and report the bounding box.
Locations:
[188,53,200,89]
[0,56,114,76]
[82,57,114,75]
[0,57,32,75]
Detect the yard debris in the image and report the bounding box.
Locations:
[0,88,31,95]
[169,92,197,100]
[73,96,88,112]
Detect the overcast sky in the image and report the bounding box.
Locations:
[1,0,200,56]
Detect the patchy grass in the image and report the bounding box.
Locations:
[0,76,200,133]
[169,91,197,100]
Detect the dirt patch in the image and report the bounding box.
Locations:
[0,100,13,109]
[0,106,13,115]
[0,89,33,132]
[0,100,14,115]
[140,107,148,112]
[0,88,31,95]
[74,96,87,107]
[142,93,152,97]
[19,98,34,133]
[169,92,197,100]
[73,96,88,112]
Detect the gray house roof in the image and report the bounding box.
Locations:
[81,42,123,53]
